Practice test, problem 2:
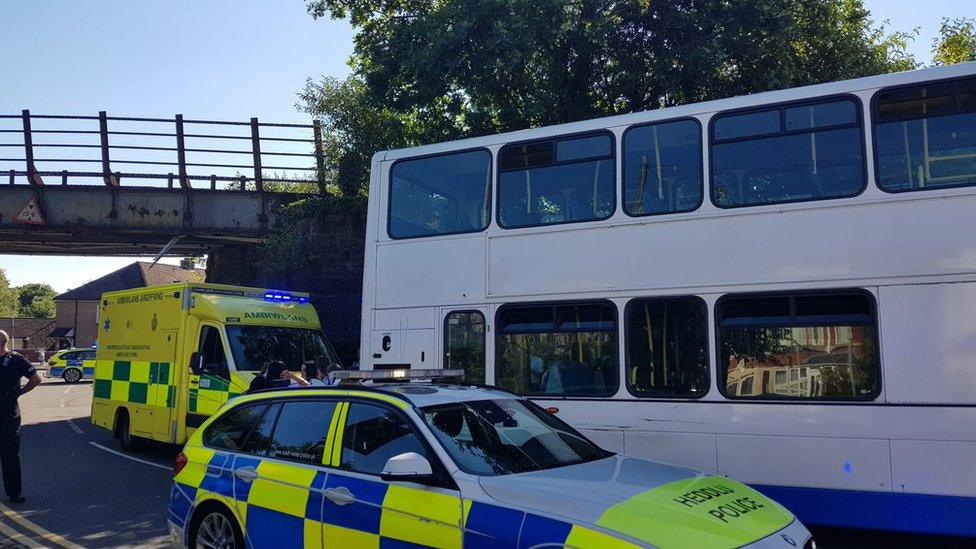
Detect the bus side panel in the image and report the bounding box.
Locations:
[92,287,184,443]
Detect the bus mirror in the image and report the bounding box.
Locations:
[189,352,203,375]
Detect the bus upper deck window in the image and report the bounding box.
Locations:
[874,76,976,193]
[710,97,865,208]
[498,132,615,229]
[388,149,492,239]
[623,119,703,216]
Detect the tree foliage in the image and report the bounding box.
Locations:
[0,272,54,318]
[16,283,56,318]
[303,0,921,195]
[932,17,976,66]
[0,270,18,318]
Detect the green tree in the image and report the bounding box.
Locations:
[297,76,420,196]
[304,0,918,195]
[16,283,56,318]
[932,17,976,66]
[0,270,18,317]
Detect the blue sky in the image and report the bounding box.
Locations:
[0,0,971,293]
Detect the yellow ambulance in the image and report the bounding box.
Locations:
[90,283,341,450]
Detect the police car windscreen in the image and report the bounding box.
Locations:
[225,326,340,371]
[421,399,612,476]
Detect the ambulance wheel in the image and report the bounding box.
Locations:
[191,505,243,549]
[63,368,82,384]
[117,411,143,452]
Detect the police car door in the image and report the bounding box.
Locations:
[322,401,463,548]
[231,398,337,549]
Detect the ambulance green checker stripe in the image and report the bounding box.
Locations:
[93,360,176,407]
[188,373,251,415]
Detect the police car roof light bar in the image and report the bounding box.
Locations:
[333,369,465,382]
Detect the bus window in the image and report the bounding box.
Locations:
[718,291,879,401]
[444,311,486,384]
[498,133,614,228]
[711,98,865,208]
[625,297,708,398]
[874,76,976,192]
[388,149,491,239]
[623,119,703,216]
[495,302,618,397]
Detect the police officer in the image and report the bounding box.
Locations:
[0,330,41,504]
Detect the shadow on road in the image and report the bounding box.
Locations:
[17,416,174,548]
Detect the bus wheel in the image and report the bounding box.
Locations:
[117,410,143,452]
[63,368,82,384]
[191,505,243,549]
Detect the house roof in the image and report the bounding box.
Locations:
[55,262,205,302]
[0,318,56,339]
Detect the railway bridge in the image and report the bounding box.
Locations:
[0,110,327,255]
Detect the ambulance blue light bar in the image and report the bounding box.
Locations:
[263,291,309,303]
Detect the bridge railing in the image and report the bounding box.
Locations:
[0,110,327,192]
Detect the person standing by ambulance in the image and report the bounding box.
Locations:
[0,330,42,504]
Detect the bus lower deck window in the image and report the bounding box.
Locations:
[717,291,880,401]
[625,297,708,398]
[495,302,618,397]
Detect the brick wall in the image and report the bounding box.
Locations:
[55,300,100,348]
[207,197,367,365]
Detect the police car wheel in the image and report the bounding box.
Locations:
[192,508,242,549]
[63,369,82,384]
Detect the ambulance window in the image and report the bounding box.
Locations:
[198,325,228,378]
[267,400,338,465]
[340,403,428,476]
[204,403,270,451]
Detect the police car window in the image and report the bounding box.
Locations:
[203,403,270,451]
[240,403,280,455]
[267,400,338,464]
[340,403,427,476]
[422,398,612,476]
[82,350,96,360]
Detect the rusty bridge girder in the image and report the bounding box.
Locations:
[0,110,327,255]
[0,184,304,255]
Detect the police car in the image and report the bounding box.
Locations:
[168,370,814,548]
[45,348,96,383]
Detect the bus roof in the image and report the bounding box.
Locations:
[376,61,976,163]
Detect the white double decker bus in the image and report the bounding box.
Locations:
[358,62,976,536]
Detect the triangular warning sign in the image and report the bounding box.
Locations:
[15,197,45,225]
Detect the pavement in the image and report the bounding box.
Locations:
[0,375,972,548]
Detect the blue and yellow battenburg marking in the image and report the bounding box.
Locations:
[50,360,95,379]
[172,452,464,548]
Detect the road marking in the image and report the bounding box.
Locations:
[0,502,84,549]
[64,385,74,394]
[66,419,83,434]
[88,442,170,471]
[0,519,44,549]
[58,398,66,408]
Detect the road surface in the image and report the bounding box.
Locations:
[0,376,970,548]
